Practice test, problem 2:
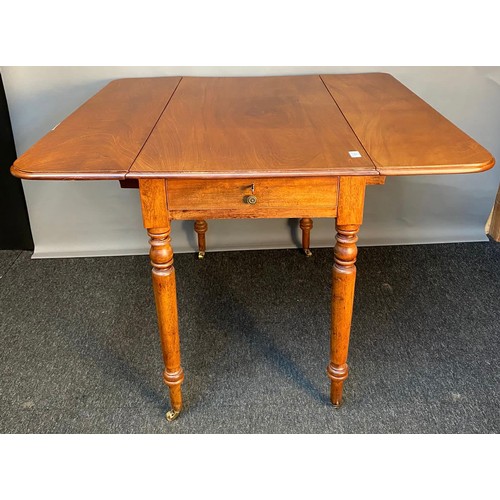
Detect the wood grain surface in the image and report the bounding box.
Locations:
[321,73,495,175]
[11,73,494,180]
[168,207,337,220]
[327,176,367,406]
[140,179,184,417]
[129,76,377,178]
[166,177,338,210]
[11,77,181,180]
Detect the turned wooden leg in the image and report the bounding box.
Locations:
[148,226,184,421]
[299,218,313,257]
[194,219,208,259]
[327,223,359,406]
[326,176,366,407]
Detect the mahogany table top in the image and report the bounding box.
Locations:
[11,73,495,181]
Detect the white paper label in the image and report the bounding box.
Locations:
[349,151,362,158]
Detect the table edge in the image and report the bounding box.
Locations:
[375,157,495,176]
[10,164,127,181]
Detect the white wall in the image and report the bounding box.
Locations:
[2,66,500,258]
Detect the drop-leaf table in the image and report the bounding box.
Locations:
[11,73,495,421]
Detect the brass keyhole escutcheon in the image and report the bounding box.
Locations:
[244,194,258,205]
[243,183,257,204]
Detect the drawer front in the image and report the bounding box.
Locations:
[167,177,338,212]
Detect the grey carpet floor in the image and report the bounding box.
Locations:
[0,242,498,433]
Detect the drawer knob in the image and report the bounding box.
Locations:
[244,195,258,205]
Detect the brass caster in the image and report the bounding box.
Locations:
[332,401,343,408]
[304,249,313,257]
[198,251,205,260]
[165,409,181,422]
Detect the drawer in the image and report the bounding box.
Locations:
[167,177,338,214]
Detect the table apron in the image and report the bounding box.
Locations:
[168,207,337,220]
[166,176,339,220]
